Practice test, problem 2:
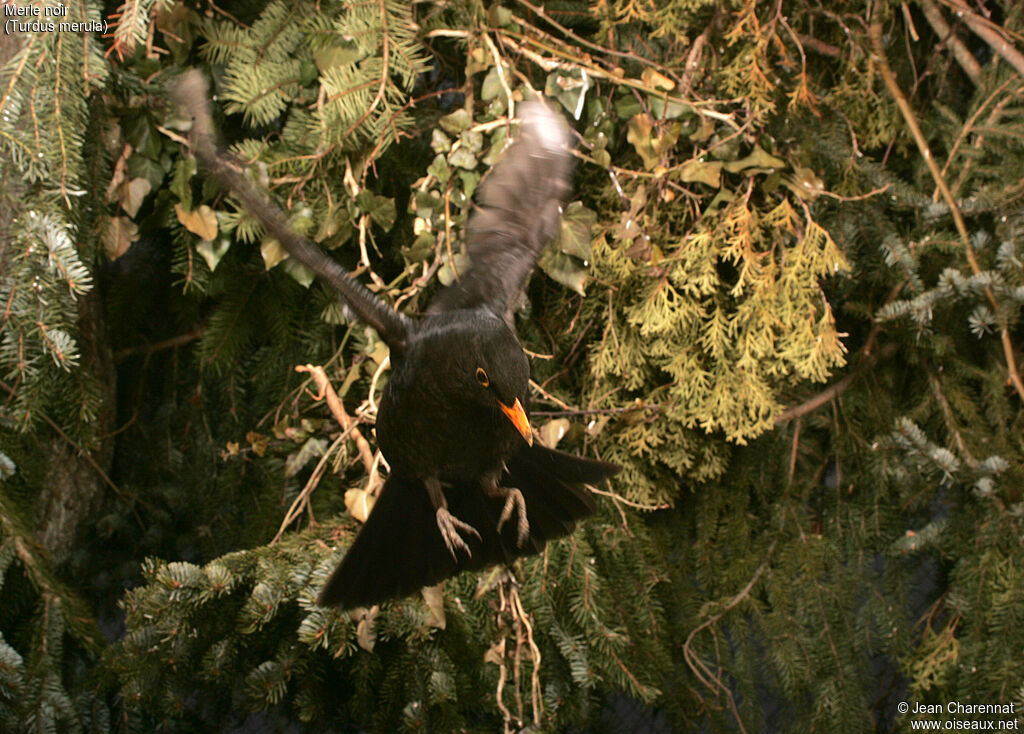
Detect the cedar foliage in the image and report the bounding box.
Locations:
[2,1,1024,732]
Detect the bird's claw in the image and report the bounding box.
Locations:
[436,507,481,559]
[496,487,530,548]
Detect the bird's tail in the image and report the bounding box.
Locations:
[316,444,617,610]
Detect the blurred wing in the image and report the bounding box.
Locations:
[174,70,411,351]
[427,101,573,324]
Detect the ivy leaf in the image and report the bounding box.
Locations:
[345,488,377,524]
[649,95,693,120]
[627,114,657,169]
[430,128,451,153]
[128,154,167,190]
[412,191,442,219]
[556,202,597,260]
[439,108,471,135]
[538,249,587,296]
[356,608,377,652]
[722,146,786,173]
[281,257,315,288]
[123,114,160,160]
[428,153,451,183]
[448,146,477,170]
[315,205,353,245]
[539,418,571,448]
[421,585,446,629]
[103,216,139,260]
[627,114,681,170]
[260,237,288,270]
[120,177,151,218]
[545,67,590,119]
[314,40,364,71]
[284,437,327,478]
[458,170,480,200]
[355,191,396,231]
[175,203,219,241]
[642,67,675,91]
[406,231,435,264]
[678,159,722,187]
[438,252,471,286]
[481,65,507,102]
[197,237,231,272]
[170,156,196,209]
[785,165,825,200]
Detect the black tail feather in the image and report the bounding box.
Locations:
[316,444,618,609]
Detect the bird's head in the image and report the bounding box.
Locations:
[462,326,533,446]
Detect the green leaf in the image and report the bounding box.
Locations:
[127,154,167,190]
[448,146,478,170]
[438,252,471,286]
[428,153,452,183]
[481,65,507,102]
[538,249,587,295]
[314,41,364,71]
[281,257,315,288]
[170,156,196,209]
[648,95,693,120]
[197,237,231,272]
[458,170,480,200]
[627,114,681,170]
[355,191,396,231]
[431,128,452,153]
[545,67,590,120]
[412,191,442,218]
[678,159,722,187]
[722,146,786,173]
[261,237,288,270]
[406,231,435,263]
[556,202,597,261]
[439,108,471,134]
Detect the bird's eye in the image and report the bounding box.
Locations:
[475,367,490,387]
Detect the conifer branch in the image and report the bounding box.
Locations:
[870,22,1024,402]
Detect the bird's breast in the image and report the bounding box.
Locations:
[376,379,521,482]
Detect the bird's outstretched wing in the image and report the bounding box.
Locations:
[172,71,412,351]
[427,101,573,324]
[316,444,615,610]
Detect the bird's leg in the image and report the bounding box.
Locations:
[483,474,530,547]
[425,477,481,559]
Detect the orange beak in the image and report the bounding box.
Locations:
[498,398,533,446]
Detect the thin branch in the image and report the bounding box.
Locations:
[683,541,777,734]
[941,0,1024,79]
[918,0,983,84]
[869,22,1024,402]
[294,364,376,477]
[113,329,202,362]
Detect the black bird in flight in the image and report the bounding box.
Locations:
[175,71,618,610]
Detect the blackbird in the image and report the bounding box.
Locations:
[176,71,619,609]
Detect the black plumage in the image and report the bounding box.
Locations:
[175,72,618,610]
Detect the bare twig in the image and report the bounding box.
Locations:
[683,541,777,734]
[918,0,983,84]
[941,0,1024,79]
[295,364,376,476]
